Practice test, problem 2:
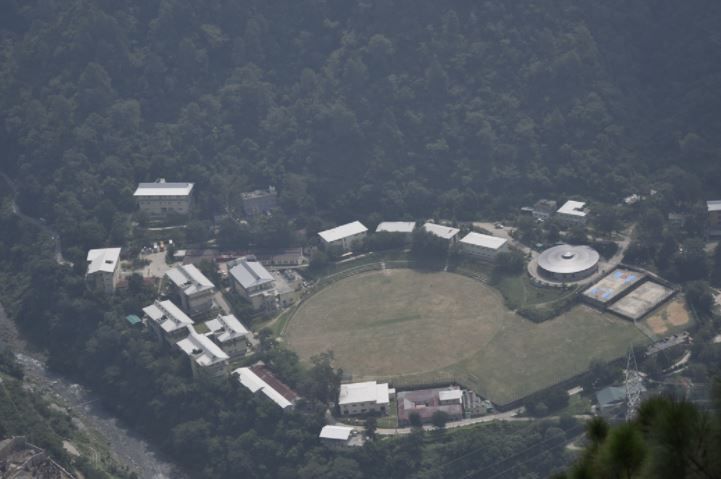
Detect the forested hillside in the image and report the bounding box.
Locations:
[2,0,721,248]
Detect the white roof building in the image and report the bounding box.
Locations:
[376,221,416,234]
[338,381,392,407]
[318,221,368,244]
[438,389,464,403]
[205,314,250,343]
[320,425,354,441]
[176,327,229,369]
[86,248,121,274]
[234,366,300,410]
[557,200,588,218]
[707,200,721,212]
[165,264,214,296]
[142,300,194,335]
[133,180,194,197]
[460,232,507,250]
[229,259,274,290]
[423,222,460,241]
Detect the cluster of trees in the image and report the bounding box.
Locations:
[560,387,721,479]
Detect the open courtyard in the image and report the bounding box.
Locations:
[284,269,649,405]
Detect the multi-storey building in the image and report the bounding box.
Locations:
[133,179,194,218]
[85,247,122,294]
[165,263,215,316]
[318,221,368,251]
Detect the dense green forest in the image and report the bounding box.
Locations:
[2,1,721,478]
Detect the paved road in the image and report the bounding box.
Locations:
[375,407,529,435]
[1,172,72,267]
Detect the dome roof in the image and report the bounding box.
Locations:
[537,244,600,275]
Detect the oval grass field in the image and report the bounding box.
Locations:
[284,268,649,405]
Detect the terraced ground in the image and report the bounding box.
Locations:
[284,269,649,405]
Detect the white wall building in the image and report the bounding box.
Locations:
[234,365,300,410]
[375,221,416,239]
[459,232,509,261]
[318,221,368,251]
[422,222,460,242]
[228,258,277,310]
[143,299,194,343]
[176,327,229,378]
[319,425,361,448]
[165,264,215,316]
[204,313,250,358]
[85,248,122,294]
[556,200,588,226]
[338,381,395,416]
[133,179,194,218]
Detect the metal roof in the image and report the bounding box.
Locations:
[133,181,194,197]
[205,314,249,343]
[165,264,215,296]
[460,232,507,250]
[707,200,721,212]
[319,425,354,441]
[318,221,368,243]
[142,300,194,333]
[422,222,460,240]
[338,381,390,406]
[177,328,229,366]
[125,314,142,325]
[376,221,416,234]
[229,259,274,290]
[557,200,587,217]
[86,248,121,274]
[537,244,600,274]
[438,389,463,402]
[233,366,299,409]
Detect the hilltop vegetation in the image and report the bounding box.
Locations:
[2,1,721,250]
[2,1,721,478]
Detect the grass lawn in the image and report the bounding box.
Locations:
[284,269,649,406]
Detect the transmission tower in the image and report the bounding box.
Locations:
[624,347,643,421]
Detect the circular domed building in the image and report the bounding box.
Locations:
[537,244,600,282]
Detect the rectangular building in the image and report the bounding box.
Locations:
[176,327,229,378]
[86,247,122,294]
[234,364,300,410]
[422,222,460,242]
[532,199,557,219]
[241,186,278,217]
[396,387,464,426]
[203,313,250,358]
[228,258,278,310]
[376,221,416,237]
[255,248,306,267]
[459,232,509,260]
[143,299,194,343]
[319,425,362,448]
[556,200,588,226]
[338,381,394,416]
[318,221,368,251]
[165,264,216,316]
[707,200,721,234]
[133,179,194,218]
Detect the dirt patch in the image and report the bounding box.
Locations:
[645,298,690,335]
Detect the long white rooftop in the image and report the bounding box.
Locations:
[234,367,297,409]
[229,259,274,290]
[143,300,194,334]
[205,314,249,343]
[376,221,416,234]
[460,232,507,250]
[438,389,463,402]
[423,222,460,240]
[338,381,391,406]
[707,200,721,212]
[319,425,354,441]
[557,200,587,217]
[318,221,368,243]
[86,248,121,274]
[165,264,215,296]
[177,328,229,367]
[134,180,194,197]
